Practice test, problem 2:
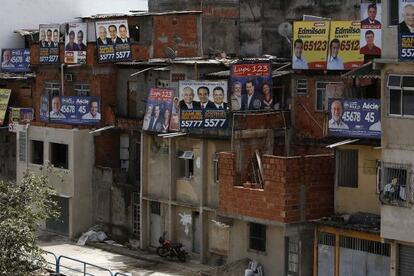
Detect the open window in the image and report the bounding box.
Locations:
[336,149,358,188]
[249,222,266,252]
[178,151,194,179]
[213,152,219,183]
[50,142,68,169]
[30,140,44,165]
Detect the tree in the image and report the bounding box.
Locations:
[0,169,59,275]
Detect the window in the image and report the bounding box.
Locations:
[286,237,300,276]
[50,143,68,169]
[74,83,90,96]
[30,140,44,165]
[387,75,414,117]
[399,244,414,275]
[249,223,266,252]
[178,151,194,179]
[44,81,60,97]
[18,131,27,162]
[379,162,411,207]
[213,152,219,183]
[315,82,344,111]
[390,1,399,26]
[150,201,161,215]
[296,79,308,95]
[129,25,140,43]
[336,149,358,188]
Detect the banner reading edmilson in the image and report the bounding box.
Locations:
[328,21,363,70]
[230,63,273,111]
[399,0,414,60]
[179,81,228,129]
[65,23,87,64]
[0,89,11,126]
[95,20,131,63]
[142,88,174,133]
[293,21,329,70]
[39,24,59,64]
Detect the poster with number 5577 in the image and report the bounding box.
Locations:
[399,0,414,60]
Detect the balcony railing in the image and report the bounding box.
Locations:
[379,162,412,207]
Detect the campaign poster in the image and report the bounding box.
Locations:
[179,80,228,129]
[39,24,60,64]
[328,21,364,70]
[64,23,87,64]
[360,1,382,56]
[45,95,101,125]
[170,97,180,132]
[399,0,414,60]
[292,21,330,70]
[95,20,131,63]
[142,88,174,133]
[328,98,381,139]
[0,89,11,126]
[9,107,33,124]
[229,63,272,111]
[1,49,30,72]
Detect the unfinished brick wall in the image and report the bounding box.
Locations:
[218,152,334,223]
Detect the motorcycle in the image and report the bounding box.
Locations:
[156,232,188,262]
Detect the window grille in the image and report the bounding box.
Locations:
[379,162,412,207]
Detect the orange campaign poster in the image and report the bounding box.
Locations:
[292,21,330,70]
[328,21,364,70]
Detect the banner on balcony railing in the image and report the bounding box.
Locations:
[64,22,87,64]
[229,63,273,111]
[0,89,11,126]
[399,0,414,60]
[328,98,381,139]
[95,20,131,63]
[1,49,30,72]
[39,24,60,64]
[360,0,382,57]
[142,88,174,133]
[179,80,228,128]
[40,95,101,125]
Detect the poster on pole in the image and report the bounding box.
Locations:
[328,98,381,139]
[64,22,87,64]
[142,88,174,133]
[1,49,30,72]
[328,21,364,70]
[229,63,273,111]
[360,1,382,57]
[292,21,330,70]
[39,24,60,64]
[179,80,228,128]
[95,20,131,63]
[399,0,414,60]
[0,89,11,126]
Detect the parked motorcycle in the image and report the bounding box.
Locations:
[156,232,188,262]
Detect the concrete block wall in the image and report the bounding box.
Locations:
[218,152,334,223]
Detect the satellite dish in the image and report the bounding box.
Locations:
[164,47,176,60]
[278,22,292,38]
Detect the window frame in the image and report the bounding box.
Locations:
[74,83,90,96]
[387,74,414,118]
[178,151,194,179]
[249,222,266,252]
[213,152,219,183]
[389,1,399,27]
[286,236,300,275]
[49,142,69,170]
[315,81,343,112]
[44,81,61,97]
[30,140,44,165]
[335,149,359,188]
[296,79,308,95]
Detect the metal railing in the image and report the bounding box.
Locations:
[43,250,132,276]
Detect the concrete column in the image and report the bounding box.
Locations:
[140,132,149,249]
[168,137,177,240]
[390,242,397,276]
[200,139,208,263]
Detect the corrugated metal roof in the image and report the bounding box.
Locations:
[341,62,380,79]
[80,10,202,20]
[117,58,223,66]
[14,29,38,36]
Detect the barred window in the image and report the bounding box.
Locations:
[296,79,307,95]
[336,149,358,188]
[379,162,412,207]
[249,223,266,252]
[74,83,90,96]
[44,81,60,96]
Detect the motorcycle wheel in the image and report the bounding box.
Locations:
[156,247,169,257]
[177,250,186,262]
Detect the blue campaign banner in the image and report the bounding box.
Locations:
[40,95,49,122]
[399,0,414,60]
[44,95,101,125]
[1,49,30,72]
[328,98,381,139]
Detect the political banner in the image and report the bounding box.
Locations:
[229,63,273,111]
[142,88,174,133]
[170,97,180,131]
[328,98,381,139]
[179,80,228,129]
[41,95,101,125]
[9,107,33,124]
[39,24,60,64]
[292,21,330,70]
[95,20,131,63]
[0,89,11,126]
[328,21,363,70]
[64,22,87,64]
[1,49,30,72]
[360,1,382,57]
[399,0,414,60]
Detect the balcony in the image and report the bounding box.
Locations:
[218,151,334,224]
